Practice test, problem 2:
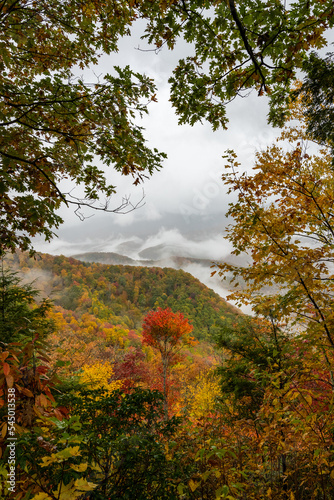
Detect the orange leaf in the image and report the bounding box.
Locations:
[39,394,48,407]
[5,374,14,388]
[1,423,7,438]
[21,388,34,397]
[3,363,10,376]
[1,351,9,362]
[54,408,64,421]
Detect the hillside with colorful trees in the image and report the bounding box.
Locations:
[1,245,334,499]
[1,251,233,418]
[6,251,239,339]
[0,251,230,498]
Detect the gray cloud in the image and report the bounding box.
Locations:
[31,22,283,316]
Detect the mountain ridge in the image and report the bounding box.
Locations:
[6,251,241,341]
[71,251,214,268]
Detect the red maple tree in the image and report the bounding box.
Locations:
[142,307,195,417]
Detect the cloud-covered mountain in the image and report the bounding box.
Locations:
[34,219,250,312]
[71,235,242,311]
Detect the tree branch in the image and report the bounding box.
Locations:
[228,0,267,94]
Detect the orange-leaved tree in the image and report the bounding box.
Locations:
[142,307,195,418]
[211,100,334,497]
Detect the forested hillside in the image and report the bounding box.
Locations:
[6,251,239,340]
[3,246,334,499]
[1,250,229,499]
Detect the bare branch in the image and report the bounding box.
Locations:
[65,189,146,218]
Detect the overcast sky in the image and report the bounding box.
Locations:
[33,20,280,259]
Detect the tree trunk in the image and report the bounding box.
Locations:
[162,358,168,420]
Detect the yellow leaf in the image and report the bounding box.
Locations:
[40,455,57,467]
[189,479,199,492]
[304,394,312,406]
[69,446,81,457]
[53,481,77,500]
[74,478,97,492]
[31,493,52,500]
[52,480,95,500]
[90,462,102,472]
[70,463,88,472]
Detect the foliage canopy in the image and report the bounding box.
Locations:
[142,0,334,128]
[0,0,165,255]
[217,115,334,347]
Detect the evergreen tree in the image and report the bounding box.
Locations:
[0,264,53,345]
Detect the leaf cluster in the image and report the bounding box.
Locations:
[141,0,333,129]
[217,121,334,347]
[0,0,166,255]
[45,388,185,499]
[142,307,194,358]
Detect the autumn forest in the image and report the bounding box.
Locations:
[2,0,334,499]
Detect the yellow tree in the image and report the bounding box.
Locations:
[80,361,122,393]
[212,107,334,497]
[184,369,221,420]
[216,114,334,353]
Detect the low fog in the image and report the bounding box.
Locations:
[33,220,252,313]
